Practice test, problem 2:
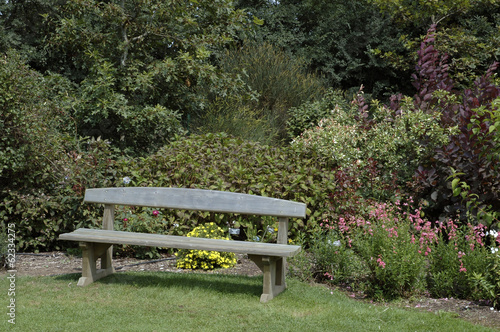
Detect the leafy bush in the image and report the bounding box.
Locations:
[237,0,406,97]
[407,25,500,224]
[286,89,350,140]
[176,223,237,270]
[0,51,71,189]
[2,138,125,252]
[123,133,338,242]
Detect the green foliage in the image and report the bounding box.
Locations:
[210,41,326,143]
[470,231,500,309]
[36,0,253,152]
[286,89,349,140]
[0,51,71,188]
[369,0,495,26]
[176,223,237,270]
[124,133,337,242]
[1,137,124,252]
[371,0,500,89]
[0,0,56,63]
[311,232,368,288]
[435,14,500,89]
[194,96,278,145]
[448,169,500,227]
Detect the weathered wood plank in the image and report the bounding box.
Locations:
[59,228,302,257]
[84,187,306,218]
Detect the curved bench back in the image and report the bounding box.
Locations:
[84,187,307,218]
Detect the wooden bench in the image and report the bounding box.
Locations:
[59,187,306,302]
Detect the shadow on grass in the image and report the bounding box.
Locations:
[55,271,263,298]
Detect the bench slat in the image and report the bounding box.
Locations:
[84,187,306,218]
[59,228,301,257]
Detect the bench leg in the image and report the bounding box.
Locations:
[77,242,115,286]
[248,255,287,303]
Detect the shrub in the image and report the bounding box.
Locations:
[389,24,500,224]
[216,41,326,143]
[320,200,429,300]
[286,89,350,140]
[176,223,237,270]
[125,133,338,244]
[427,220,492,300]
[292,89,450,201]
[310,197,500,305]
[1,138,125,252]
[0,51,71,189]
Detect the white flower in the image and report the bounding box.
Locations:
[328,240,341,247]
[488,229,499,238]
[123,176,131,185]
[491,247,499,254]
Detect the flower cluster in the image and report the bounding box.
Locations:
[176,222,237,270]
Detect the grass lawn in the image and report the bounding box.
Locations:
[0,271,495,331]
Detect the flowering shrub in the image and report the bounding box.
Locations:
[310,198,500,305]
[176,223,237,270]
[426,219,490,300]
[318,200,428,299]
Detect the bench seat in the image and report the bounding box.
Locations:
[59,228,301,257]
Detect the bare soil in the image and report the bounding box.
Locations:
[2,252,500,330]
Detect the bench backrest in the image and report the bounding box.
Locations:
[85,187,306,218]
[85,187,306,245]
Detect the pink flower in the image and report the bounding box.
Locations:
[123,218,128,222]
[459,260,467,273]
[377,257,386,269]
[152,210,159,216]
